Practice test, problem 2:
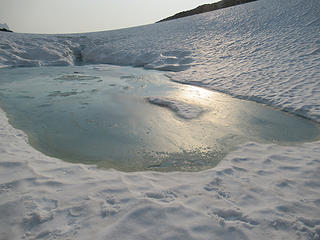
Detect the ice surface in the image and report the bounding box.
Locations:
[146,97,203,119]
[0,0,320,239]
[0,65,318,172]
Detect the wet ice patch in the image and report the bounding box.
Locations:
[0,65,319,172]
[48,90,81,97]
[55,74,100,81]
[146,97,203,119]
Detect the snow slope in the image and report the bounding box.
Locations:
[0,0,320,239]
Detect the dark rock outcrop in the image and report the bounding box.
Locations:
[157,0,257,23]
[0,28,13,33]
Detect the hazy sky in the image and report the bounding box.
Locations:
[0,0,219,34]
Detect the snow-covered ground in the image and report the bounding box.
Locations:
[0,0,319,239]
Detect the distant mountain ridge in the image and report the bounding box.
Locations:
[157,0,257,23]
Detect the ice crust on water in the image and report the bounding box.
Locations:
[0,0,320,239]
[55,73,100,81]
[146,97,203,119]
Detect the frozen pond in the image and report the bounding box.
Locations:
[0,65,319,171]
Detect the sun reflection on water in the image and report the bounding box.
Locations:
[172,85,218,104]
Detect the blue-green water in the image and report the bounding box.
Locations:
[0,65,319,171]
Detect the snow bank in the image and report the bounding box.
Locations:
[0,34,76,67]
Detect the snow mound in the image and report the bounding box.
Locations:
[146,97,203,119]
[0,34,77,67]
[83,48,193,72]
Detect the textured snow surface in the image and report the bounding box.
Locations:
[1,0,320,239]
[1,108,320,240]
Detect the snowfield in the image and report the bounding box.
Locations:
[0,0,320,239]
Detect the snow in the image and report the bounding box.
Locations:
[0,0,320,239]
[1,107,320,240]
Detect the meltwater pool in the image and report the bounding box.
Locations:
[0,65,319,171]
